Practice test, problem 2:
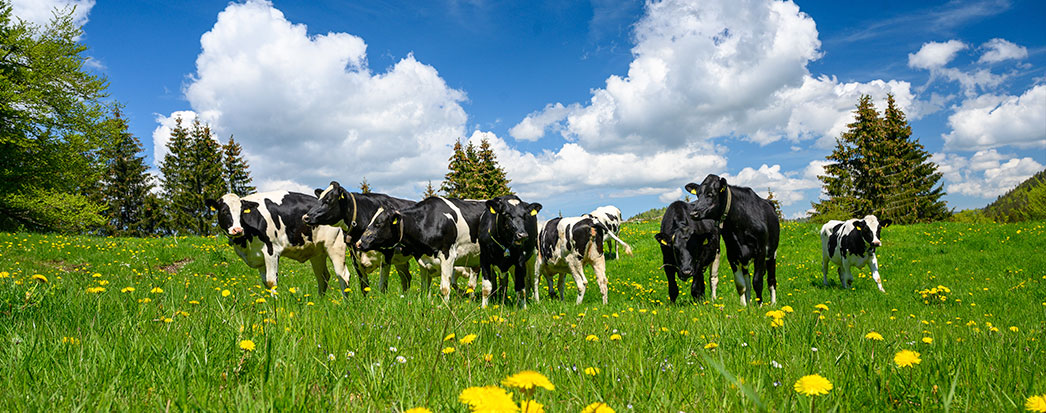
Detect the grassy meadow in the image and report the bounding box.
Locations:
[0,220,1043,411]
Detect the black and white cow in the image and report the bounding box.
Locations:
[587,206,632,258]
[478,195,542,307]
[356,196,484,303]
[302,181,416,294]
[655,201,721,303]
[820,215,892,291]
[206,191,351,295]
[533,216,610,304]
[686,174,780,306]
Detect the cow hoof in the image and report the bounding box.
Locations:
[265,280,276,289]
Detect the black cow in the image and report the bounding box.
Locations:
[685,174,780,306]
[356,196,484,303]
[206,191,351,295]
[302,181,415,294]
[655,201,721,303]
[478,195,542,307]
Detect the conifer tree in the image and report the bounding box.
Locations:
[221,135,254,196]
[423,180,438,198]
[813,95,882,220]
[475,138,513,197]
[441,139,478,198]
[766,188,783,220]
[879,95,948,223]
[98,110,152,236]
[360,177,372,193]
[160,118,224,235]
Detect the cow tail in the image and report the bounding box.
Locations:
[592,221,633,256]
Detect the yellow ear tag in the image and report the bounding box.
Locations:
[703,238,709,245]
[340,194,344,199]
[659,239,668,245]
[720,186,725,192]
[530,209,538,216]
[489,207,496,214]
[209,206,216,211]
[244,209,251,213]
[689,188,697,195]
[392,218,398,225]
[854,224,861,230]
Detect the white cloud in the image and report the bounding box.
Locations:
[943,84,1046,150]
[510,0,913,152]
[933,150,1044,198]
[151,110,221,168]
[721,162,823,206]
[161,0,467,196]
[978,38,1028,64]
[10,0,93,31]
[908,40,966,70]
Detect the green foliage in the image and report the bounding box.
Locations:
[0,188,104,232]
[984,169,1046,223]
[627,206,666,222]
[0,221,1042,410]
[159,118,224,235]
[950,209,994,224]
[422,180,437,198]
[766,188,783,220]
[441,138,512,199]
[813,94,948,223]
[221,136,254,197]
[359,177,372,194]
[0,1,114,231]
[97,109,153,236]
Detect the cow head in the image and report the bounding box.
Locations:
[206,193,250,238]
[854,215,892,249]
[486,196,542,246]
[685,174,729,221]
[356,209,400,251]
[303,181,347,227]
[655,214,718,279]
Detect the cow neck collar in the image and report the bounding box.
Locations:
[717,187,732,229]
[346,192,358,228]
[488,212,508,251]
[396,217,405,245]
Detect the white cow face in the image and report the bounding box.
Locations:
[206,193,247,237]
[855,215,893,248]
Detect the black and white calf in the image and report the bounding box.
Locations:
[587,206,632,258]
[686,175,780,306]
[534,216,610,304]
[820,215,892,291]
[356,197,484,303]
[655,201,721,303]
[478,195,542,307]
[302,181,416,294]
[206,191,351,294]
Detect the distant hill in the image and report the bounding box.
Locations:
[627,206,666,222]
[983,169,1046,223]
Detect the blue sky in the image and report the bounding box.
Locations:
[12,0,1046,219]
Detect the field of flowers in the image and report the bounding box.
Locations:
[0,220,1043,411]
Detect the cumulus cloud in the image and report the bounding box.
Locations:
[943,84,1046,150]
[978,38,1028,64]
[908,40,967,70]
[933,150,1044,198]
[721,162,824,206]
[10,0,93,30]
[159,0,467,195]
[509,0,913,151]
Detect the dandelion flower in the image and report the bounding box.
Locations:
[254,297,266,304]
[86,287,105,293]
[519,400,544,413]
[770,318,784,328]
[483,353,494,362]
[444,333,456,342]
[1011,326,1019,332]
[584,367,601,376]
[581,402,615,413]
[239,339,256,351]
[121,287,135,293]
[609,334,622,341]
[460,334,478,345]
[221,289,231,297]
[502,370,555,391]
[765,310,785,319]
[921,337,933,344]
[1026,395,1046,412]
[459,386,515,411]
[150,287,163,293]
[814,304,829,311]
[704,342,718,350]
[865,332,884,341]
[585,334,599,342]
[403,408,432,413]
[894,350,921,368]
[793,374,833,396]
[781,305,794,313]
[442,347,456,355]
[31,274,48,283]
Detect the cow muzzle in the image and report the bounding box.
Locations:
[872,240,881,247]
[229,227,244,237]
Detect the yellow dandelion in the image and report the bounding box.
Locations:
[121,287,135,293]
[609,334,622,341]
[460,334,478,345]
[1026,395,1046,412]
[444,333,456,342]
[793,374,833,396]
[240,339,256,351]
[584,367,601,376]
[442,347,456,355]
[585,334,599,342]
[1010,326,1019,332]
[502,370,555,391]
[814,304,829,311]
[865,332,884,341]
[483,353,494,362]
[770,318,784,328]
[86,287,105,293]
[704,342,718,350]
[921,337,933,344]
[31,274,48,283]
[163,317,173,323]
[894,350,921,368]
[519,399,545,413]
[150,287,163,294]
[581,402,615,413]
[459,386,515,411]
[403,408,432,413]
[765,310,785,319]
[221,289,231,297]
[781,305,794,313]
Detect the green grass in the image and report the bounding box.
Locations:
[0,221,1043,411]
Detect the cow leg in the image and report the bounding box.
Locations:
[821,254,830,286]
[566,256,587,304]
[690,265,706,302]
[766,255,778,304]
[710,252,720,300]
[730,261,749,307]
[350,252,371,296]
[752,252,766,305]
[666,267,679,303]
[555,271,566,301]
[869,254,884,292]
[531,260,543,303]
[591,256,608,305]
[309,254,331,296]
[376,260,391,293]
[395,262,411,293]
[326,238,352,297]
[437,251,457,303]
[479,262,495,308]
[838,265,849,289]
[261,251,279,290]
[513,264,527,308]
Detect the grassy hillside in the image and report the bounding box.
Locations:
[984,169,1046,223]
[0,221,1043,411]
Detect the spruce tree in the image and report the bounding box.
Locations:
[441,140,477,198]
[475,138,513,197]
[879,95,948,223]
[813,95,882,220]
[221,135,254,196]
[360,177,372,193]
[160,118,224,235]
[766,188,783,220]
[98,110,152,236]
[423,180,438,198]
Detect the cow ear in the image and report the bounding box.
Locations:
[485,199,499,214]
[205,198,220,211]
[718,177,728,192]
[241,202,263,228]
[685,183,699,195]
[314,188,324,198]
[654,233,667,245]
[853,222,862,231]
[330,181,341,190]
[391,211,401,226]
[529,203,542,216]
[881,219,893,228]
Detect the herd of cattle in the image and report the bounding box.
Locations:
[205,174,892,307]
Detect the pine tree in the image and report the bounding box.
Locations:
[221,135,254,196]
[475,138,513,197]
[878,94,948,223]
[360,177,372,193]
[160,118,224,235]
[441,139,479,198]
[766,188,783,220]
[813,95,882,220]
[98,110,153,236]
[423,180,438,198]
